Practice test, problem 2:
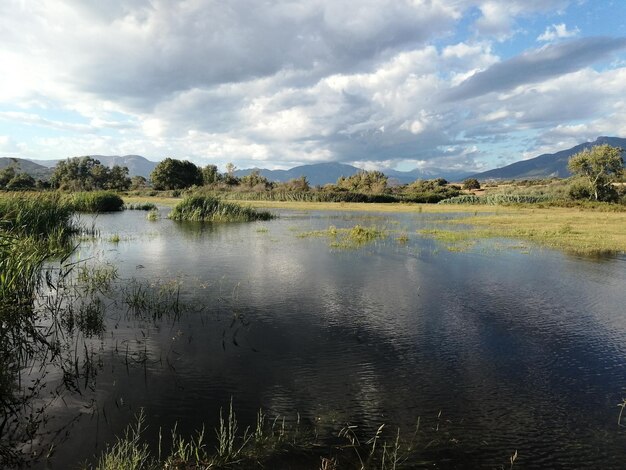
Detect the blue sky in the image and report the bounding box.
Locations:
[1,0,625,172]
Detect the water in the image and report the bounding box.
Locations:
[12,208,626,468]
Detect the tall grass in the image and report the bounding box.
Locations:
[0,193,76,242]
[70,191,124,212]
[168,195,274,222]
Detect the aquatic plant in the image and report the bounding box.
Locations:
[168,195,274,222]
[85,405,467,470]
[70,191,124,212]
[298,224,388,249]
[146,209,159,221]
[124,202,158,211]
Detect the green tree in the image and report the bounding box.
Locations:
[150,158,203,190]
[50,156,129,191]
[130,175,148,190]
[106,165,131,190]
[462,178,481,190]
[202,164,220,185]
[240,170,271,190]
[0,164,17,189]
[336,170,388,193]
[568,144,624,201]
[5,173,36,190]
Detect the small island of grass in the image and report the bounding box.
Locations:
[168,195,275,222]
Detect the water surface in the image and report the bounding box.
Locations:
[17,208,626,468]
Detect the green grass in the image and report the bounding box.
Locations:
[419,208,626,255]
[124,202,158,211]
[298,224,388,248]
[168,196,275,222]
[146,209,159,221]
[70,191,124,212]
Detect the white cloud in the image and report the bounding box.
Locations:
[537,23,580,42]
[0,0,624,172]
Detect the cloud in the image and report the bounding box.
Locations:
[444,37,626,102]
[537,23,580,42]
[473,0,570,40]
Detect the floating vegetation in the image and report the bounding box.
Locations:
[124,202,158,211]
[108,233,121,243]
[146,209,159,221]
[70,191,124,213]
[396,232,409,244]
[168,196,275,222]
[298,224,388,249]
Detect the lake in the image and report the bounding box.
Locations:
[10,207,626,469]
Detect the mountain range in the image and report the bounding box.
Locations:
[234,163,471,186]
[2,136,624,184]
[470,136,626,180]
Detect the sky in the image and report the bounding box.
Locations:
[1,0,626,173]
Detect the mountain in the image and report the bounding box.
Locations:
[83,155,158,178]
[235,162,471,186]
[0,157,53,179]
[471,136,626,180]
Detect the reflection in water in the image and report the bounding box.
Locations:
[3,209,626,469]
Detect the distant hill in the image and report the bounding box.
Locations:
[471,136,626,180]
[26,155,159,178]
[82,155,158,178]
[0,157,53,180]
[236,162,471,186]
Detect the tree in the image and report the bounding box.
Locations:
[106,165,131,190]
[5,173,35,190]
[568,144,624,201]
[202,164,220,185]
[462,178,481,190]
[150,158,203,190]
[336,170,388,193]
[130,176,148,190]
[222,162,240,186]
[240,170,271,190]
[50,156,131,191]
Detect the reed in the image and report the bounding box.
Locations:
[168,195,274,222]
[85,406,463,470]
[124,202,158,211]
[70,191,124,212]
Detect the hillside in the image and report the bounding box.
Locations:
[0,158,53,179]
[472,136,626,180]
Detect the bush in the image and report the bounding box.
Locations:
[70,191,124,212]
[462,178,481,190]
[568,180,592,201]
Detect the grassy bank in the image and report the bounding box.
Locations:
[420,208,626,255]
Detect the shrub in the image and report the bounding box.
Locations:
[462,178,481,190]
